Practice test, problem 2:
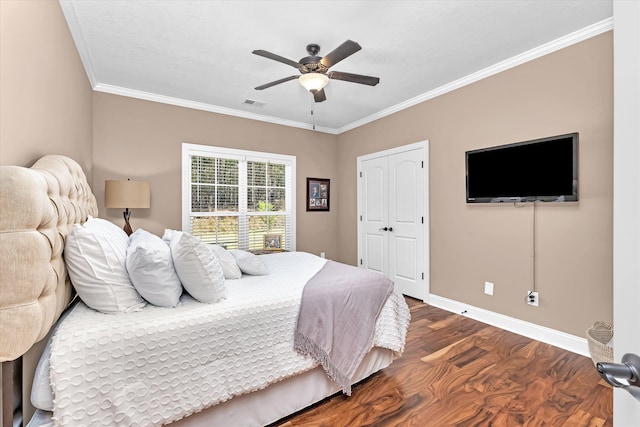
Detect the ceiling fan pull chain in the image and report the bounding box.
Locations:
[311,108,316,130]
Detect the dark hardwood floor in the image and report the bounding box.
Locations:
[275,297,612,426]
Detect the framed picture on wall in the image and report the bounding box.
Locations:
[306,178,330,212]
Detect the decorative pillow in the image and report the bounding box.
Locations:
[64,216,145,313]
[163,230,226,303]
[126,229,182,307]
[230,250,269,276]
[207,244,242,279]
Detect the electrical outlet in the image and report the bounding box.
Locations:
[484,281,494,296]
[527,291,539,307]
[320,252,326,259]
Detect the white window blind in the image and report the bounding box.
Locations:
[182,143,296,251]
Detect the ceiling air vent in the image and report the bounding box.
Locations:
[243,99,265,107]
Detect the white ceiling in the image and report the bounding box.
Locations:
[59,1,613,134]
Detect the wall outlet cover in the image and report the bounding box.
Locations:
[527,291,539,307]
[484,281,494,296]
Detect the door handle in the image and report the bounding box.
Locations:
[597,353,640,402]
[388,227,393,232]
[378,227,388,231]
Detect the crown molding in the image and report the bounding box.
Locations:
[93,84,338,135]
[59,0,97,88]
[336,17,613,134]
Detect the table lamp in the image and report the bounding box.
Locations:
[104,179,151,235]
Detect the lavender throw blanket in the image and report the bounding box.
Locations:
[294,260,394,395]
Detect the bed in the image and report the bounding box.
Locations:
[0,155,410,427]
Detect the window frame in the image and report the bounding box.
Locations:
[182,143,296,251]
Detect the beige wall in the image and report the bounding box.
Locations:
[93,93,339,259]
[0,1,93,422]
[0,0,93,173]
[336,33,613,337]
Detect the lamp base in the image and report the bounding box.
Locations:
[123,208,133,236]
[123,220,133,236]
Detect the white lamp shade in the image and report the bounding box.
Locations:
[104,180,151,209]
[299,73,329,93]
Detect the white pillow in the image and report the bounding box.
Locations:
[230,250,269,276]
[64,217,145,313]
[207,244,242,279]
[126,229,182,307]
[163,230,226,303]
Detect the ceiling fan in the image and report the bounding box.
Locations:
[252,40,380,103]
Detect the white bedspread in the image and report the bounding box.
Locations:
[49,252,410,426]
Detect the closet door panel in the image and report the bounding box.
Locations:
[364,234,385,273]
[393,237,417,280]
[361,157,389,276]
[388,149,424,299]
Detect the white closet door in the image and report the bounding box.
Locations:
[388,149,424,299]
[361,156,389,276]
[359,144,426,300]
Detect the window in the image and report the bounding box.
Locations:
[182,143,296,251]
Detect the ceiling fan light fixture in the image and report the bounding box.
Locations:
[299,73,329,93]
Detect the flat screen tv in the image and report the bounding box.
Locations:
[465,132,578,203]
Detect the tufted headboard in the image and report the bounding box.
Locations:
[0,155,98,362]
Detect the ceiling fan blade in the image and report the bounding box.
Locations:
[255,75,299,90]
[313,88,327,103]
[328,71,380,86]
[252,50,302,69]
[320,40,361,68]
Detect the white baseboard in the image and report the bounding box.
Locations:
[427,294,590,358]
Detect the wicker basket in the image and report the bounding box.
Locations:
[586,321,613,366]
